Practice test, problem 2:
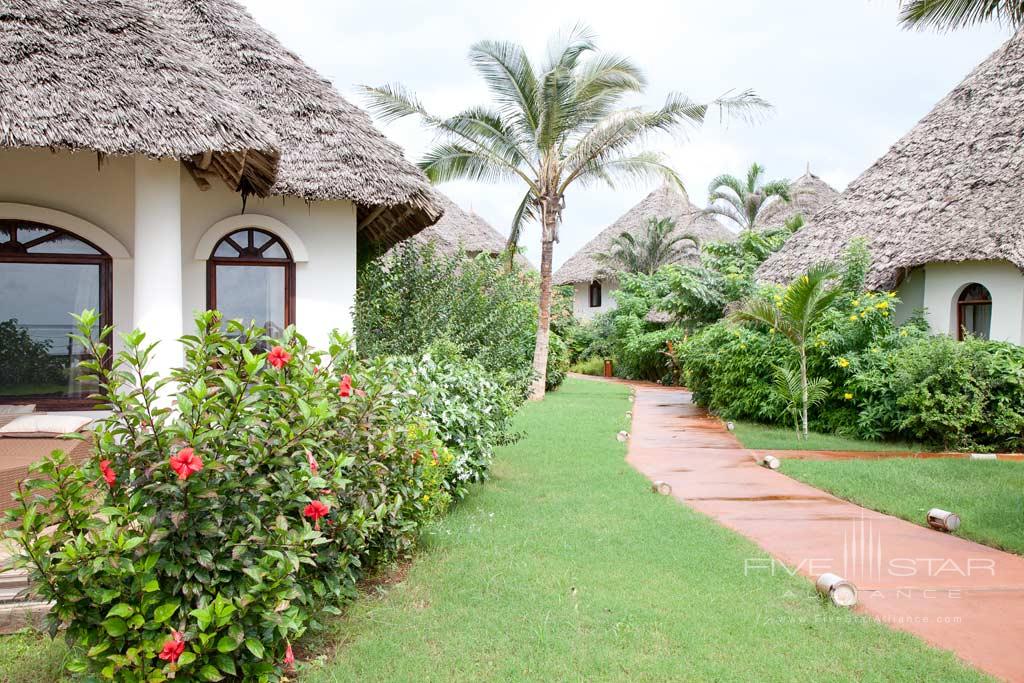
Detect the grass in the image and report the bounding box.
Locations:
[783,458,1024,555]
[731,420,931,452]
[0,629,67,683]
[305,378,987,682]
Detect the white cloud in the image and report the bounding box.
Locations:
[242,0,1009,269]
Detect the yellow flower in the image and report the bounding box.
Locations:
[881,311,889,317]
[899,329,907,337]
[849,315,857,321]
[875,300,889,310]
[860,311,867,318]
[887,291,896,298]
[844,392,853,400]
[422,495,430,503]
[852,299,860,307]
[837,357,850,368]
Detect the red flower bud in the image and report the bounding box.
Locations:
[338,374,353,398]
[284,642,295,670]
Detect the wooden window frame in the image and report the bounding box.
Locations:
[0,220,112,410]
[956,283,992,341]
[206,228,296,330]
[589,281,602,308]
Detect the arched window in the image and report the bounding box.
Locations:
[207,228,294,337]
[957,283,992,340]
[0,220,111,405]
[589,281,602,308]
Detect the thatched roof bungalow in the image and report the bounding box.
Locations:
[404,194,534,269]
[755,168,840,230]
[757,27,1024,345]
[0,0,441,410]
[554,183,735,319]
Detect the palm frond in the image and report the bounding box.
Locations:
[468,40,541,134]
[899,0,1024,30]
[760,180,792,202]
[419,144,519,184]
[508,190,539,253]
[359,83,432,123]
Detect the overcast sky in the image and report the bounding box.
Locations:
[242,0,1009,270]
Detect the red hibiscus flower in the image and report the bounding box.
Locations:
[303,500,329,529]
[169,447,203,481]
[338,374,352,398]
[158,630,185,663]
[99,459,116,487]
[284,642,295,670]
[267,345,291,370]
[306,450,319,475]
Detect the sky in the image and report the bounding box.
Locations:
[241,0,1010,270]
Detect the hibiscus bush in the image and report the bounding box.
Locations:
[4,310,456,682]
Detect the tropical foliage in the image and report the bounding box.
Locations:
[361,24,766,398]
[732,264,843,437]
[4,310,516,681]
[594,216,697,276]
[356,241,568,397]
[704,163,791,231]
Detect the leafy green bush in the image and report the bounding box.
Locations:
[356,242,543,397]
[570,357,605,376]
[0,318,66,390]
[4,311,469,682]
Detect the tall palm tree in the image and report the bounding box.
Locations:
[595,216,698,276]
[899,0,1024,30]
[704,163,790,231]
[732,264,841,438]
[361,25,767,399]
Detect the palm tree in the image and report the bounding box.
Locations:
[704,163,790,231]
[732,264,841,437]
[595,216,698,276]
[360,25,767,399]
[899,0,1024,30]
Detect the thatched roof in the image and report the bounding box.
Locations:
[758,27,1024,290]
[755,168,840,229]
[0,0,440,246]
[553,183,736,285]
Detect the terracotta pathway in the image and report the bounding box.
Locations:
[624,383,1024,682]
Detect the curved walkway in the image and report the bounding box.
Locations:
[624,382,1024,682]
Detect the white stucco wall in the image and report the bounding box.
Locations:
[893,267,926,326]
[572,277,619,320]
[920,260,1024,344]
[0,148,358,352]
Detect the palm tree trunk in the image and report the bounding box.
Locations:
[799,347,809,438]
[528,207,557,401]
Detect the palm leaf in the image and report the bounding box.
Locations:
[899,0,1024,30]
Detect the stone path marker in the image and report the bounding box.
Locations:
[622,382,1024,683]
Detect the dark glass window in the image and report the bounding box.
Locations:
[957,283,991,340]
[0,220,109,404]
[207,228,294,337]
[589,281,602,308]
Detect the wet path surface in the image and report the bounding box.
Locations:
[624,384,1024,682]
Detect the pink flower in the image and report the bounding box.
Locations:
[303,500,329,530]
[306,450,319,475]
[169,447,203,481]
[99,459,116,487]
[267,346,292,370]
[338,374,352,398]
[158,630,185,663]
[284,642,295,670]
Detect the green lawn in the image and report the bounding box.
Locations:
[0,629,67,683]
[784,458,1024,555]
[305,378,986,682]
[731,420,930,452]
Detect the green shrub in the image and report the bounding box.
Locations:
[678,321,790,421]
[570,357,605,376]
[4,311,465,682]
[356,242,540,398]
